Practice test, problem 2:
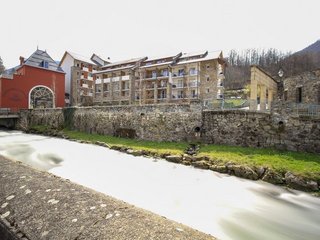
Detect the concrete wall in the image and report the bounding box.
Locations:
[18,103,320,153]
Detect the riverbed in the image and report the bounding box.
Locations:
[0,130,319,240]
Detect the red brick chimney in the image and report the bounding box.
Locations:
[19,56,24,66]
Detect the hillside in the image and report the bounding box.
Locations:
[224,39,320,90]
[298,40,320,54]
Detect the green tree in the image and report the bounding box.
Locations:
[0,56,5,74]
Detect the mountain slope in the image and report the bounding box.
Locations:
[297,39,320,54]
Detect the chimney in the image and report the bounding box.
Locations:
[19,56,24,66]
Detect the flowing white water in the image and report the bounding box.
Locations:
[0,130,319,240]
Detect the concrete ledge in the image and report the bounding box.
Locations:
[0,156,215,240]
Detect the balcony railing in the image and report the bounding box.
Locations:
[172,73,186,78]
[113,76,120,81]
[172,83,186,88]
[87,76,93,81]
[189,81,200,87]
[82,67,89,72]
[82,84,89,88]
[122,75,130,80]
[189,70,199,76]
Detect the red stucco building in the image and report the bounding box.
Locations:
[0,49,65,111]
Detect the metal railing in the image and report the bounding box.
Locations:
[283,103,320,117]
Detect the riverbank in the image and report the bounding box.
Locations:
[0,156,215,240]
[27,126,320,194]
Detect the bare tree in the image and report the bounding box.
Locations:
[0,56,5,74]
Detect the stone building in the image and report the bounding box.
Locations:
[59,52,109,106]
[93,51,226,106]
[283,69,320,104]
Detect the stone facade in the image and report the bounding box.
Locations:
[202,110,320,153]
[283,69,320,104]
[18,103,320,153]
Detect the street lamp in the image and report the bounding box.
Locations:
[277,68,284,100]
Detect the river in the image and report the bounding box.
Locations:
[0,130,319,240]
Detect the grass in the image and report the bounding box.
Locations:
[199,145,320,180]
[30,125,320,181]
[62,129,188,156]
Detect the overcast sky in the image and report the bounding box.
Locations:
[1,0,319,68]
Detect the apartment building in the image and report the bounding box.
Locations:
[93,50,225,106]
[60,52,109,106]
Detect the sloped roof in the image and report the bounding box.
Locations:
[24,49,64,72]
[66,51,97,65]
[176,50,223,65]
[101,57,146,68]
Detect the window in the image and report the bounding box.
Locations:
[103,83,109,91]
[178,69,185,76]
[95,84,102,93]
[206,64,210,69]
[296,87,302,103]
[177,80,183,88]
[152,71,157,78]
[161,69,168,76]
[284,90,288,101]
[29,86,53,108]
[159,90,166,99]
[191,90,197,98]
[41,61,49,68]
[113,83,119,91]
[206,76,210,81]
[189,68,196,75]
[76,63,80,67]
[206,88,210,93]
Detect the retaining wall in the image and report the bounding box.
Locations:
[17,103,320,153]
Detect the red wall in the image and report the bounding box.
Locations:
[0,65,65,110]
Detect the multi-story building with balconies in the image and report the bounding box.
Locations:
[60,52,109,106]
[93,50,225,106]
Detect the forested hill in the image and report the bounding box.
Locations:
[225,39,320,90]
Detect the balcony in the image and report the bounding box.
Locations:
[157,84,167,89]
[96,79,102,84]
[189,81,200,88]
[82,83,89,88]
[189,70,199,76]
[121,75,130,80]
[172,73,186,78]
[88,76,93,81]
[113,76,120,82]
[82,67,89,72]
[172,83,186,88]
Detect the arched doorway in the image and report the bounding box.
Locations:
[29,86,54,109]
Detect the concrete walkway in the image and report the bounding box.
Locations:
[0,156,215,240]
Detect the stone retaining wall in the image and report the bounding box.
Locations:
[17,103,320,153]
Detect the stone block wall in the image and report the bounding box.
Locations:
[18,103,320,153]
[202,110,320,153]
[284,70,320,104]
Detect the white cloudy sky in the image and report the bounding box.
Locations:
[1,0,319,68]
